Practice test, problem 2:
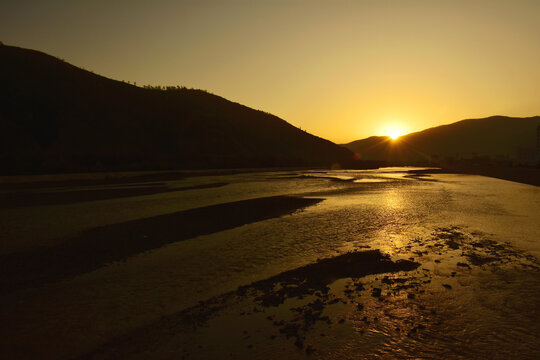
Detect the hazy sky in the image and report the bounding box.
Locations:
[2,0,540,143]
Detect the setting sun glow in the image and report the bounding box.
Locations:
[381,124,407,140]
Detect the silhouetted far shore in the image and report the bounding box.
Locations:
[440,165,540,186]
[391,165,540,186]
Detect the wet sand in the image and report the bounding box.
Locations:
[80,250,420,359]
[0,168,312,189]
[78,226,539,359]
[0,196,322,294]
[0,182,228,208]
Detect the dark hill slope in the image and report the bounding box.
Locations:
[0,44,355,175]
[343,116,540,166]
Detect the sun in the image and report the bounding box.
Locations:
[385,125,406,140]
[379,122,408,140]
[388,130,402,140]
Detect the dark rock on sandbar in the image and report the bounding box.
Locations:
[240,250,420,307]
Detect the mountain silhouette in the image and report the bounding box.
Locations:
[0,44,361,175]
[343,116,540,167]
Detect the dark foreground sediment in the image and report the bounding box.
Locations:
[75,226,540,360]
[0,196,322,294]
[78,250,420,360]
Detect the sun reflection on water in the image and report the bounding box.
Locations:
[383,188,404,210]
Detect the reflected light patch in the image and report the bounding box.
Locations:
[383,189,403,210]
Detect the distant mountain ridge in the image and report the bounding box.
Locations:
[343,116,540,166]
[0,44,358,175]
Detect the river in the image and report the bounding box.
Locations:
[1,168,539,359]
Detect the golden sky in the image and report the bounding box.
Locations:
[2,0,540,143]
